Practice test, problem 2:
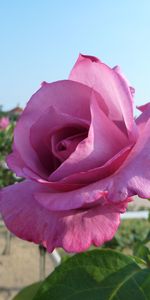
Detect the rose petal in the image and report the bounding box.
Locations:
[30,105,88,174]
[49,91,130,181]
[6,144,26,178]
[106,117,150,201]
[69,54,137,141]
[136,102,150,133]
[22,144,132,192]
[137,102,150,112]
[23,167,85,192]
[52,131,87,163]
[60,145,132,185]
[8,80,93,178]
[37,116,150,209]
[78,116,150,203]
[0,180,129,253]
[113,65,135,97]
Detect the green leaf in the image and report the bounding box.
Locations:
[33,249,150,300]
[103,236,121,249]
[133,242,150,263]
[148,210,150,222]
[131,255,147,267]
[143,230,150,244]
[12,282,41,300]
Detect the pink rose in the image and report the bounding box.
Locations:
[0,117,10,130]
[0,55,149,253]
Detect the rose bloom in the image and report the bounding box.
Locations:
[0,55,150,253]
[0,117,10,130]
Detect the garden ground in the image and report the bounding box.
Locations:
[0,233,55,300]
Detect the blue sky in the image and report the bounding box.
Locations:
[0,0,150,112]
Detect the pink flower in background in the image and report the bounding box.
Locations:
[0,117,10,130]
[0,54,150,253]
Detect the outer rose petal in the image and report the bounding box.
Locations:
[106,117,150,201]
[137,102,150,112]
[113,65,135,97]
[69,54,137,142]
[6,145,26,178]
[0,181,129,253]
[78,115,150,203]
[136,102,150,133]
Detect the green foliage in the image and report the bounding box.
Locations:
[133,242,150,264]
[0,124,14,159]
[104,218,150,255]
[12,282,42,300]
[13,249,150,300]
[132,229,150,265]
[0,116,21,187]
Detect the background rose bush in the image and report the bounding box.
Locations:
[0,54,150,253]
[0,111,19,188]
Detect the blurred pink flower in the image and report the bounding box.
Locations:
[0,117,10,130]
[0,54,149,253]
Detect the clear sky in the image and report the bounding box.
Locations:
[0,0,150,112]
